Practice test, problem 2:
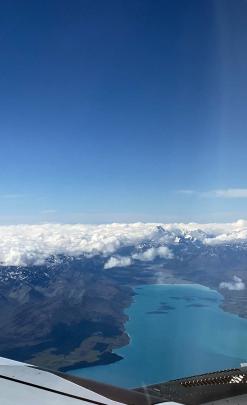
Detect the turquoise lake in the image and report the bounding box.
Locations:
[69,284,247,388]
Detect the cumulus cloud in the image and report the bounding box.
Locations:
[104,256,132,269]
[0,220,246,266]
[104,246,173,269]
[132,246,173,261]
[219,276,245,291]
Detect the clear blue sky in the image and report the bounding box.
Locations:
[0,0,247,224]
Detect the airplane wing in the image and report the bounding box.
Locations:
[0,357,124,405]
[0,357,177,405]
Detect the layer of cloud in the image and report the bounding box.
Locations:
[0,223,159,267]
[0,220,246,266]
[219,276,245,291]
[179,188,247,198]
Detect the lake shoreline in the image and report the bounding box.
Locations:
[69,283,247,388]
[67,280,246,374]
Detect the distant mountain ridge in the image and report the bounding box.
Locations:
[0,221,247,267]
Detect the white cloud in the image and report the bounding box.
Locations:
[214,189,247,198]
[132,246,173,261]
[0,219,246,266]
[179,188,247,199]
[219,276,245,291]
[0,223,158,267]
[104,246,173,269]
[104,256,132,269]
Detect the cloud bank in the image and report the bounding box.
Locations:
[0,220,246,266]
[219,276,245,291]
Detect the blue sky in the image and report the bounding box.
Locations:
[0,0,247,224]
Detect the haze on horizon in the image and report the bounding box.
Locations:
[1,0,247,224]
